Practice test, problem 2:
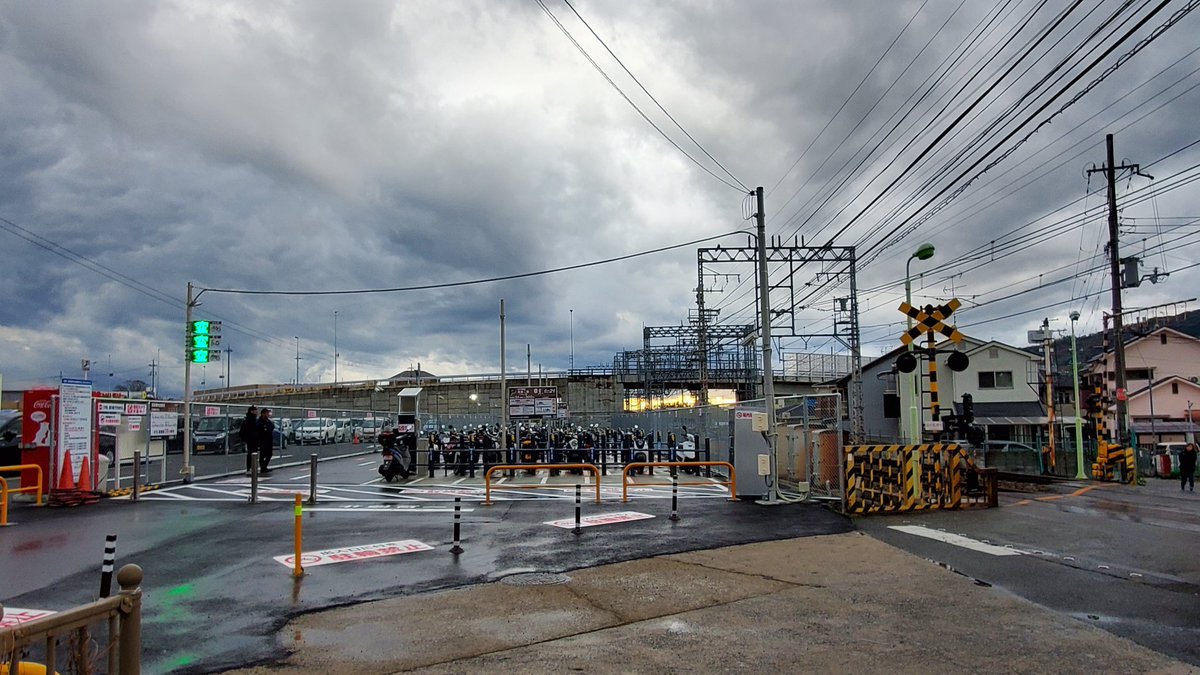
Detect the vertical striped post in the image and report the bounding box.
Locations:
[99,534,117,598]
[249,453,259,505]
[132,451,141,502]
[450,497,464,554]
[927,330,940,432]
[308,453,318,506]
[572,484,582,535]
[669,473,680,521]
[293,493,304,578]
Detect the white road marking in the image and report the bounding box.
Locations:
[497,477,508,484]
[358,477,383,486]
[357,461,375,467]
[289,474,308,481]
[889,526,1026,557]
[405,477,427,485]
[540,476,549,485]
[452,477,467,485]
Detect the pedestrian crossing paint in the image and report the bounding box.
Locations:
[888,525,1026,556]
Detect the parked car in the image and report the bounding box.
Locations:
[276,418,297,444]
[334,418,354,443]
[357,418,384,442]
[296,418,335,445]
[980,440,1042,474]
[193,415,245,454]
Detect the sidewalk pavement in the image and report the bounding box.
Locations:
[224,531,1193,674]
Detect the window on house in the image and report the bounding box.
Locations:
[978,371,1014,389]
[1126,369,1153,381]
[988,347,999,359]
[883,393,900,418]
[1161,333,1168,345]
[1172,382,1179,395]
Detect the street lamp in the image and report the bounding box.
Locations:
[1070,311,1087,479]
[905,243,935,443]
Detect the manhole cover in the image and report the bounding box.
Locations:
[500,572,572,586]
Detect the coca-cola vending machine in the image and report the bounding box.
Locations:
[20,388,56,490]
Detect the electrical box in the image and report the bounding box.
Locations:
[730,409,771,499]
[751,412,768,432]
[757,454,771,476]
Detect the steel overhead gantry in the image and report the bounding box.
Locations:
[697,241,864,440]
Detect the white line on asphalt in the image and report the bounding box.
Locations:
[357,461,375,467]
[405,477,427,484]
[888,526,1026,556]
[358,477,383,485]
[452,477,467,485]
[540,476,549,485]
[497,477,508,484]
[289,474,307,481]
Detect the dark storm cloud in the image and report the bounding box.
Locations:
[1,1,1199,393]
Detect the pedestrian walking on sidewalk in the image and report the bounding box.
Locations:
[240,406,258,474]
[258,408,276,475]
[1181,442,1197,492]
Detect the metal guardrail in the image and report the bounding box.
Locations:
[621,462,737,502]
[1,564,143,674]
[0,464,44,526]
[483,464,601,505]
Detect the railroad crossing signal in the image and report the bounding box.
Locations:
[187,320,222,364]
[899,299,965,346]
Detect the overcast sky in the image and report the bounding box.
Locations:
[2,1,1199,396]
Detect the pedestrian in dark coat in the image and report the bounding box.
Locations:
[258,409,276,474]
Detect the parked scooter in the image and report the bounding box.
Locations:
[378,426,412,482]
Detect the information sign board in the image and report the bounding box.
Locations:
[57,378,92,487]
[508,386,559,419]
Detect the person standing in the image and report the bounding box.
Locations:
[1181,442,1197,492]
[258,408,276,475]
[240,406,258,475]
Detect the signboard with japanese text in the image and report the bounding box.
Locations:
[57,378,92,487]
[98,413,122,427]
[150,411,178,437]
[508,386,559,420]
[124,403,149,416]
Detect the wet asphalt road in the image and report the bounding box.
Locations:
[858,479,1200,667]
[1,454,851,674]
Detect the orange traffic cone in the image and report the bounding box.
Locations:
[77,456,92,493]
[57,452,76,491]
[353,432,360,445]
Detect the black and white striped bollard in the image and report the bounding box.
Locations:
[670,473,680,521]
[572,484,582,535]
[450,497,464,554]
[99,534,117,598]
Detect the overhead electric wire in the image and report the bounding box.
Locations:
[201,230,746,296]
[533,0,745,193]
[558,0,747,192]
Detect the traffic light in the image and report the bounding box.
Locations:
[961,393,974,426]
[187,320,221,364]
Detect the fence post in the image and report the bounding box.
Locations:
[307,454,318,506]
[450,496,464,554]
[131,451,141,502]
[572,484,582,535]
[704,438,712,477]
[249,453,259,505]
[117,564,144,675]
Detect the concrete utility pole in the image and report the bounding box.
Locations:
[754,186,778,503]
[500,300,508,455]
[1088,133,1151,450]
[1042,317,1056,474]
[1070,312,1087,479]
[182,282,195,483]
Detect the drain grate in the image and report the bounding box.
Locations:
[500,572,572,586]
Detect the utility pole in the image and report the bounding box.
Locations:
[294,337,301,384]
[182,282,195,483]
[224,347,232,389]
[754,186,778,503]
[527,344,532,386]
[333,310,339,384]
[1041,317,1056,474]
[1087,133,1151,452]
[500,299,508,456]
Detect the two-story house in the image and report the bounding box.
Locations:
[1084,326,1200,446]
[848,336,1044,444]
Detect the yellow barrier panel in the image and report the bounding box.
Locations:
[621,462,737,503]
[0,464,44,527]
[483,464,601,505]
[843,445,994,515]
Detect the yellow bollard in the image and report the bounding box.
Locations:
[293,493,304,577]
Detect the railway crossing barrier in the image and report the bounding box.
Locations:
[844,443,996,515]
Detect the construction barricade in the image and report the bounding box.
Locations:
[844,444,996,515]
[1092,441,1136,483]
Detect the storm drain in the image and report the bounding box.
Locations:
[500,572,572,586]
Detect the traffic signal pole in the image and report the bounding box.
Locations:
[182,282,194,483]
